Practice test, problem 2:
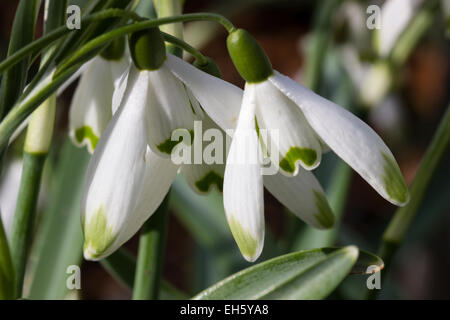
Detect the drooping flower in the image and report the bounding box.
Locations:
[163,48,336,262]
[69,39,129,153]
[208,28,409,261]
[81,28,243,259]
[81,27,335,261]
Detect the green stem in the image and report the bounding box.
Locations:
[56,12,235,75]
[303,0,342,91]
[371,106,450,298]
[0,63,82,151]
[0,9,142,76]
[10,152,46,297]
[390,0,439,66]
[101,248,188,299]
[162,33,207,65]
[132,194,170,300]
[0,215,14,300]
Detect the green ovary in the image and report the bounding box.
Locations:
[279,147,317,173]
[313,190,335,229]
[75,126,99,151]
[83,207,117,259]
[195,171,224,193]
[228,215,258,259]
[157,129,194,155]
[381,152,409,204]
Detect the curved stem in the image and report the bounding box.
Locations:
[56,13,235,75]
[0,9,142,76]
[161,32,207,65]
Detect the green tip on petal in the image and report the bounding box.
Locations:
[83,206,117,260]
[226,29,273,83]
[156,129,194,155]
[195,171,224,193]
[313,190,335,229]
[75,126,99,152]
[228,215,259,262]
[381,152,409,205]
[279,147,318,173]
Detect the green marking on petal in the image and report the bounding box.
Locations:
[83,206,117,259]
[313,190,335,229]
[157,129,194,155]
[381,152,409,204]
[279,147,317,173]
[228,215,258,260]
[195,170,224,193]
[75,126,99,151]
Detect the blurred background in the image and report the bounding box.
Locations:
[0,0,449,299]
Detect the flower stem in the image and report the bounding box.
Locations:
[161,33,207,65]
[10,152,46,297]
[0,215,14,300]
[369,105,450,299]
[9,0,65,298]
[132,194,170,300]
[303,0,342,91]
[0,9,142,76]
[56,12,236,75]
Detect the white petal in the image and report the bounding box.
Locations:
[377,0,423,57]
[117,148,179,245]
[253,80,322,175]
[270,71,409,206]
[181,115,226,194]
[81,68,150,260]
[223,84,264,262]
[0,159,22,240]
[110,54,132,115]
[145,64,197,157]
[69,56,114,154]
[264,169,334,229]
[181,163,224,195]
[165,54,243,132]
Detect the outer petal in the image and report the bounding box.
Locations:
[165,54,243,132]
[69,56,114,154]
[81,68,149,260]
[264,169,334,229]
[376,0,423,57]
[145,64,197,157]
[270,71,409,206]
[254,80,322,175]
[223,84,264,262]
[0,159,22,239]
[181,115,226,194]
[117,148,179,246]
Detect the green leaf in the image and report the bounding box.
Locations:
[0,0,40,119]
[27,139,89,299]
[101,248,188,300]
[0,215,14,299]
[192,246,359,300]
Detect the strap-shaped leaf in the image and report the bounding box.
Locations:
[193,246,359,300]
[0,215,14,299]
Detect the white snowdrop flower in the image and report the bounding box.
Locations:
[165,37,337,262]
[206,28,409,261]
[69,38,130,153]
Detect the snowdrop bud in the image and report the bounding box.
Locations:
[193,57,223,79]
[129,28,166,70]
[100,37,126,61]
[227,29,273,83]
